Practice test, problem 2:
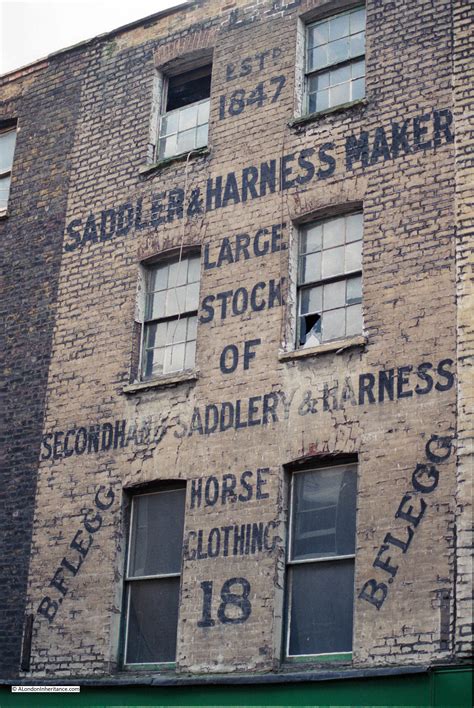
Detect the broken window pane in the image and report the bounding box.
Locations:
[300,313,322,347]
[297,212,363,348]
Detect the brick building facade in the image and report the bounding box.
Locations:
[0,0,472,704]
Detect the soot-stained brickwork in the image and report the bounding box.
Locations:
[0,53,85,677]
[0,0,471,685]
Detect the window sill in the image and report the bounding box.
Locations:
[279,335,367,362]
[123,369,199,393]
[0,209,8,220]
[122,662,176,672]
[285,652,352,665]
[139,146,210,179]
[289,99,367,129]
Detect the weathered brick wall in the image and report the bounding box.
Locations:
[0,53,85,677]
[453,0,474,658]
[1,0,470,680]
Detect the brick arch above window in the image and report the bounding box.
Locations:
[153,26,217,70]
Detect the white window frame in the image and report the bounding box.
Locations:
[305,6,366,114]
[0,125,17,214]
[156,65,211,161]
[139,251,200,380]
[285,464,357,660]
[124,487,186,667]
[296,212,363,348]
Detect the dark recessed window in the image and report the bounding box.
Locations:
[286,464,357,658]
[124,486,186,665]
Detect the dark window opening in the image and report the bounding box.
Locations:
[166,66,212,111]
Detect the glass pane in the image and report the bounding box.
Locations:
[308,21,328,49]
[321,245,344,278]
[184,339,196,369]
[178,103,198,131]
[346,303,363,336]
[0,129,16,173]
[308,72,329,93]
[288,561,354,656]
[129,488,186,577]
[159,134,177,160]
[323,217,345,249]
[300,286,322,315]
[308,45,328,71]
[187,256,200,283]
[346,213,363,242]
[352,59,365,80]
[168,318,187,345]
[345,240,362,272]
[165,285,186,317]
[168,260,188,288]
[160,111,178,136]
[350,7,365,34]
[299,252,321,284]
[0,175,11,210]
[126,577,180,664]
[329,81,350,107]
[327,37,350,64]
[187,315,197,341]
[165,342,185,372]
[301,224,322,253]
[148,290,166,319]
[196,124,208,148]
[177,128,196,154]
[346,276,362,305]
[149,347,165,377]
[323,280,345,310]
[313,90,329,113]
[197,99,210,125]
[185,281,200,310]
[144,347,159,378]
[329,13,350,40]
[291,466,357,560]
[322,306,345,340]
[144,323,157,350]
[352,77,365,101]
[330,64,351,86]
[150,264,168,292]
[350,31,365,57]
[157,321,169,347]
